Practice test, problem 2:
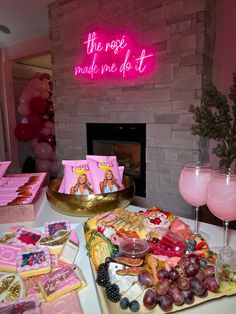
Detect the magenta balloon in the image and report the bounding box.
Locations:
[17,103,31,116]
[37,159,51,172]
[28,113,41,126]
[34,142,53,160]
[42,127,51,136]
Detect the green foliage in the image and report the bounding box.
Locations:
[191,72,236,169]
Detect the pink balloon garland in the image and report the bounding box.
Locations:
[15,73,57,177]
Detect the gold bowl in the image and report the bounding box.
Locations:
[46,175,135,216]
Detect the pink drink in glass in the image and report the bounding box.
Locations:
[207,173,236,221]
[179,167,212,207]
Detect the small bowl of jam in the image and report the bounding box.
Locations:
[120,238,149,258]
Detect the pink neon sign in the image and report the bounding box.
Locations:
[74,32,155,80]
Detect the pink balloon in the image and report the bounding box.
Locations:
[31,138,38,148]
[51,150,57,161]
[40,91,49,100]
[34,142,53,160]
[41,80,49,91]
[29,88,41,98]
[18,95,28,106]
[50,161,58,176]
[37,159,51,172]
[28,113,41,126]
[42,127,51,136]
[29,78,42,90]
[17,103,31,116]
[44,121,54,129]
[22,89,32,102]
[21,117,29,124]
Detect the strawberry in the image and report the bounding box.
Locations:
[195,241,209,250]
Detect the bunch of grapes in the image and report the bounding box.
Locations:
[142,254,219,312]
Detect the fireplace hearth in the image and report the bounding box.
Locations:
[87,123,146,197]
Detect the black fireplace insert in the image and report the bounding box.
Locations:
[86,123,146,197]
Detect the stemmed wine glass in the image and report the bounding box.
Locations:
[207,169,236,247]
[207,169,236,287]
[179,162,212,239]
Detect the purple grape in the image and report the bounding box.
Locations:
[177,277,190,291]
[190,278,206,296]
[195,269,206,282]
[143,288,157,309]
[204,265,215,276]
[169,285,185,306]
[169,268,180,281]
[156,279,170,296]
[182,289,195,304]
[184,263,199,277]
[138,270,154,288]
[157,268,170,280]
[158,295,173,312]
[188,253,200,266]
[203,275,219,292]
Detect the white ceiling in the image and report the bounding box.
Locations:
[0,0,54,48]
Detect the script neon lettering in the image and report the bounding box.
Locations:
[74,31,155,80]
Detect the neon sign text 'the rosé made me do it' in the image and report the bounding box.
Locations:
[74,32,155,80]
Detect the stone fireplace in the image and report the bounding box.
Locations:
[49,0,215,218]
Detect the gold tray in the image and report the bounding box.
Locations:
[91,261,236,314]
[46,175,135,216]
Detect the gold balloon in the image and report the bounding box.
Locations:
[46,175,135,216]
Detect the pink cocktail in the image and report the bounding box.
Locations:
[179,163,212,235]
[179,167,212,206]
[207,170,236,246]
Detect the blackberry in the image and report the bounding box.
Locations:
[97,262,109,274]
[105,283,121,303]
[96,271,110,287]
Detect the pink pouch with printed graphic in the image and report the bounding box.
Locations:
[86,155,123,194]
[62,160,93,195]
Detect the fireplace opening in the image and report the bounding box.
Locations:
[87,123,146,197]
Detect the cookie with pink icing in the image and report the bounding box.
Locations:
[0,243,22,272]
[37,264,82,302]
[17,247,51,278]
[15,227,42,248]
[41,290,83,313]
[44,220,70,236]
[0,296,40,314]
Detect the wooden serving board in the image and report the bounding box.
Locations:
[91,262,236,314]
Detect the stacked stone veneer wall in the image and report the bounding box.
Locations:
[49,0,215,218]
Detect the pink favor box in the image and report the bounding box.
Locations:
[0,172,48,224]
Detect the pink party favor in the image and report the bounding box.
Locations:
[62,160,94,195]
[86,155,123,194]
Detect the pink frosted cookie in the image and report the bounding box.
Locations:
[37,264,82,302]
[0,243,22,272]
[24,275,44,299]
[0,296,40,314]
[41,290,83,314]
[15,227,42,248]
[59,239,79,264]
[17,247,51,278]
[44,220,70,236]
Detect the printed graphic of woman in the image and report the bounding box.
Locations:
[70,174,93,195]
[100,170,122,193]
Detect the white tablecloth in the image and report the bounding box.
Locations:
[1,188,236,313]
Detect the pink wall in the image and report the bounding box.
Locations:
[210,0,236,169]
[213,0,236,93]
